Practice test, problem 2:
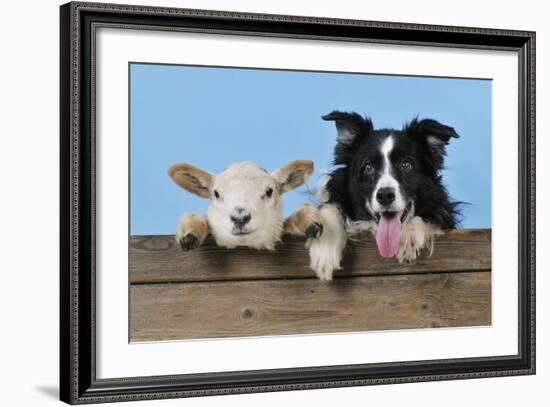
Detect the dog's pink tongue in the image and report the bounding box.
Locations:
[376,212,403,258]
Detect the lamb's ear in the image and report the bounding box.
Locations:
[168,163,214,198]
[406,118,459,166]
[322,111,373,145]
[272,160,314,193]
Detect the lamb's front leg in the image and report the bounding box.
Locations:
[283,203,324,238]
[397,216,444,263]
[175,212,210,250]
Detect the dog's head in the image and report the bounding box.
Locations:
[323,111,459,258]
[169,160,313,250]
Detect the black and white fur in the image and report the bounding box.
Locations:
[308,111,461,280]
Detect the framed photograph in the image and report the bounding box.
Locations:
[60,1,535,404]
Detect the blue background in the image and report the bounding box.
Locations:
[130,63,492,235]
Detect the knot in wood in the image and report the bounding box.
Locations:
[241,308,255,320]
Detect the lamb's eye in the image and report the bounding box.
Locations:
[401,160,413,173]
[265,187,273,198]
[213,190,220,199]
[363,162,374,175]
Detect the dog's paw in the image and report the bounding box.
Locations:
[396,241,419,263]
[177,233,200,251]
[396,223,423,263]
[396,217,442,263]
[306,204,346,281]
[304,222,324,239]
[307,231,343,282]
[308,244,339,281]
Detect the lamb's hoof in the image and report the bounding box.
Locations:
[305,222,323,239]
[179,234,199,250]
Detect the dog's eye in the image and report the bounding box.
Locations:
[265,187,273,198]
[214,190,220,199]
[363,162,374,175]
[401,160,413,173]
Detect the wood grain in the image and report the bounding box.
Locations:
[130,271,491,341]
[130,228,491,283]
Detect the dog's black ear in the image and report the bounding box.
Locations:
[322,111,373,146]
[406,118,459,168]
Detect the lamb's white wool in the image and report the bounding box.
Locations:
[396,216,443,263]
[307,204,346,281]
[207,162,283,250]
[170,160,314,251]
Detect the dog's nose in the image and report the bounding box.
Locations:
[230,213,251,228]
[376,187,396,206]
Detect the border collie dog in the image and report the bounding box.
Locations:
[308,111,461,281]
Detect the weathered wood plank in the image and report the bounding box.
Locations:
[130,228,491,283]
[130,271,491,341]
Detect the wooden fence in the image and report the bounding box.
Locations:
[130,228,491,341]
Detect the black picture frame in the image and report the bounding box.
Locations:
[60,1,536,404]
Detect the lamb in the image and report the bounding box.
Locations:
[169,160,324,251]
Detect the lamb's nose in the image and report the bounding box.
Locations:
[376,187,396,206]
[230,213,251,228]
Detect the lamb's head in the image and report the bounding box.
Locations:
[169,160,313,250]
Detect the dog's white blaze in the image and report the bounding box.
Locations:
[371,135,407,212]
[381,135,394,164]
[377,136,398,189]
